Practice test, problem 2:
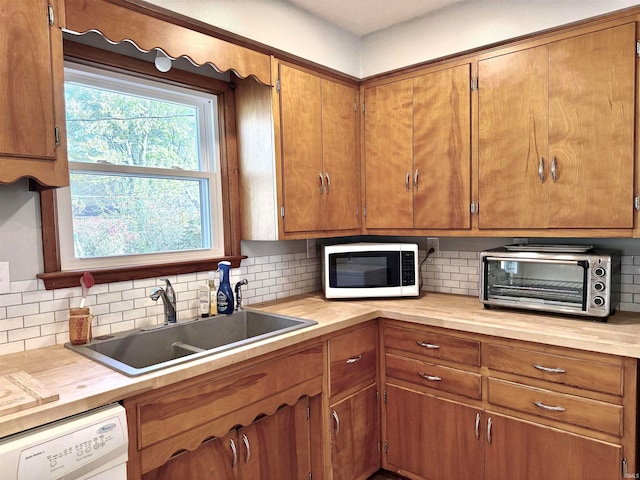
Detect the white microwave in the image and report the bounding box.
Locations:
[322,243,419,299]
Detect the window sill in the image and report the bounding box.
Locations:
[37,256,246,290]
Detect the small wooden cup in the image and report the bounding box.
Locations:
[69,307,93,345]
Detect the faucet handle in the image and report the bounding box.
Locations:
[160,278,175,301]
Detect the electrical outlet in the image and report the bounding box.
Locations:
[426,237,440,260]
[0,262,9,294]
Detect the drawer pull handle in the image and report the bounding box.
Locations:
[475,413,481,440]
[533,364,566,374]
[487,417,492,445]
[242,434,250,464]
[332,409,340,436]
[533,400,566,412]
[230,438,238,468]
[416,341,440,349]
[346,355,362,364]
[418,372,442,382]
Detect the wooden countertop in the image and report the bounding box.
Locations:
[1,292,640,438]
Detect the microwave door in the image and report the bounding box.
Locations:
[483,257,588,312]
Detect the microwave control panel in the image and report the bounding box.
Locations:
[401,252,416,286]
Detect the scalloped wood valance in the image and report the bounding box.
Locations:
[62,0,272,86]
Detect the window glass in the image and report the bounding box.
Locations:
[58,63,223,269]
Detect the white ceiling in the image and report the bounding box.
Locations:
[284,0,464,35]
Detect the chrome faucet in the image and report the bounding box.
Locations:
[150,278,177,324]
[234,279,248,311]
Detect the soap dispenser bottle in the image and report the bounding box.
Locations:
[216,261,234,314]
[207,271,217,317]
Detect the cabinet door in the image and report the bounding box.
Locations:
[331,384,380,480]
[279,64,323,233]
[385,384,483,480]
[485,412,621,480]
[364,79,413,229]
[548,23,635,228]
[478,45,549,229]
[0,0,68,186]
[413,64,471,229]
[322,79,360,231]
[240,398,311,480]
[142,432,237,480]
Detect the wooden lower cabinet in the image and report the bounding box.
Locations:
[485,412,622,480]
[330,384,380,480]
[385,384,483,480]
[142,397,311,480]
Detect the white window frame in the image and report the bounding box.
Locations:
[57,62,225,270]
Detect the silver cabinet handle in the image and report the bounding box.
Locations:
[405,171,410,191]
[487,417,492,445]
[551,156,557,182]
[475,413,481,440]
[533,400,566,412]
[533,364,566,374]
[325,172,331,194]
[538,157,545,182]
[414,168,419,190]
[319,172,324,193]
[346,355,362,364]
[418,372,442,381]
[416,341,440,349]
[332,409,340,436]
[230,438,237,468]
[242,433,250,464]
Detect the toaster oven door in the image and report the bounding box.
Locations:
[482,257,588,313]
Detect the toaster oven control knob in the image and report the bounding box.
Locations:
[593,281,606,292]
[593,266,606,277]
[593,296,605,307]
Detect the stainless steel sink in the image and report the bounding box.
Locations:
[65,310,317,376]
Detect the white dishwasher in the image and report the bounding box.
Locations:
[0,403,128,480]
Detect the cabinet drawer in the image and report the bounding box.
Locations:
[487,378,622,437]
[386,353,481,399]
[384,325,480,366]
[487,344,623,396]
[137,345,323,448]
[330,324,377,398]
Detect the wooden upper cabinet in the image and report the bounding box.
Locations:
[280,64,324,233]
[364,79,414,229]
[0,0,68,186]
[548,23,635,228]
[322,80,360,231]
[364,64,472,231]
[278,63,360,235]
[478,23,635,229]
[413,64,471,229]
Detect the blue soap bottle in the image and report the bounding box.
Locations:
[216,261,234,314]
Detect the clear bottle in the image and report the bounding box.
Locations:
[208,271,217,316]
[198,281,210,318]
[216,261,234,315]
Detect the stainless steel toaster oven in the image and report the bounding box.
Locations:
[479,245,620,319]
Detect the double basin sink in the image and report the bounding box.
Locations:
[65,310,317,376]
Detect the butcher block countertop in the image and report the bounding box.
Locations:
[2,292,640,438]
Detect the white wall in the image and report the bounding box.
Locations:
[360,0,640,77]
[145,0,362,77]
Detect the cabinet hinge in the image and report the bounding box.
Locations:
[383,390,387,404]
[376,390,379,403]
[362,102,366,114]
[363,205,367,217]
[354,101,357,112]
[377,441,381,453]
[54,126,60,147]
[306,403,310,420]
[634,194,640,212]
[308,472,312,480]
[470,201,479,215]
[384,440,389,453]
[47,4,54,26]
[636,41,640,58]
[276,78,281,93]
[471,76,478,91]
[280,205,285,217]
